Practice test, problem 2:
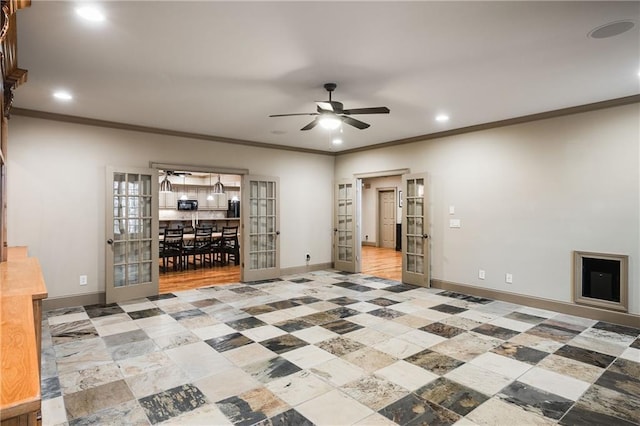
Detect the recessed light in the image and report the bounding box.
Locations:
[435,114,449,122]
[53,91,73,101]
[588,20,635,39]
[75,6,105,22]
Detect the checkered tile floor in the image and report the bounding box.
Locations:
[40,271,640,425]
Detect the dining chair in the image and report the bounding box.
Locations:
[160,228,184,272]
[218,226,240,266]
[184,226,213,269]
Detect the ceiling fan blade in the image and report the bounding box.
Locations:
[340,115,370,130]
[269,112,318,117]
[301,117,320,131]
[342,107,390,115]
[315,101,343,113]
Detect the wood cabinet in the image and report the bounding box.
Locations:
[1,247,47,426]
[159,181,239,211]
[197,188,227,210]
[177,186,198,201]
[159,191,176,209]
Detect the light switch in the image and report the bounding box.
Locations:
[449,219,461,228]
[449,205,455,215]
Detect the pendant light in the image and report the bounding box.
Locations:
[207,173,214,201]
[180,173,188,200]
[213,174,225,194]
[160,171,173,193]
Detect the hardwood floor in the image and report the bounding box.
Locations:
[159,245,402,293]
[159,264,240,293]
[361,245,402,281]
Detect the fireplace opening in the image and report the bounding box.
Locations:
[582,257,620,302]
[574,251,628,312]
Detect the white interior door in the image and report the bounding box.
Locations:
[402,173,430,286]
[334,179,361,273]
[106,166,159,303]
[379,190,396,248]
[242,175,280,282]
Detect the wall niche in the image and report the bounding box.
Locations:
[573,251,628,312]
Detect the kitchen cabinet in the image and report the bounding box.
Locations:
[178,186,198,201]
[197,188,227,210]
[159,191,176,209]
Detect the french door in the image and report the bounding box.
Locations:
[105,167,159,303]
[402,173,430,286]
[241,175,280,282]
[333,179,361,273]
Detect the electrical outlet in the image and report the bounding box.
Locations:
[79,275,88,286]
[305,253,310,262]
[479,269,485,280]
[505,273,513,284]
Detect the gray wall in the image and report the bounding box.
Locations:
[8,104,639,314]
[336,104,640,314]
[8,116,335,299]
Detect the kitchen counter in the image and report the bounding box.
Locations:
[160,218,240,232]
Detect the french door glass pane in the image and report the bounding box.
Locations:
[114,173,126,195]
[140,263,152,282]
[114,265,125,287]
[127,241,139,263]
[114,242,125,264]
[141,242,152,261]
[114,219,126,240]
[128,264,139,284]
[142,219,152,238]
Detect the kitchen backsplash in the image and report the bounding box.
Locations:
[159,209,228,221]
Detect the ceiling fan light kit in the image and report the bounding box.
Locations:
[269,83,390,133]
[319,115,341,130]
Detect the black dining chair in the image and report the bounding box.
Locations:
[184,226,214,269]
[217,226,240,266]
[160,228,184,272]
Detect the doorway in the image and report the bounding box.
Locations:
[347,169,429,287]
[151,163,248,294]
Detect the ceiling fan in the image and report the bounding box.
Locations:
[269,83,390,131]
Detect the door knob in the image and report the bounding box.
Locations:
[107,239,114,245]
[423,234,430,239]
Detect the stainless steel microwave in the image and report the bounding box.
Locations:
[177,199,198,211]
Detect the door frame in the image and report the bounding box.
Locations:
[351,169,416,281]
[355,169,408,250]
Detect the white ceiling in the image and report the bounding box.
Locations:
[14,1,640,153]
